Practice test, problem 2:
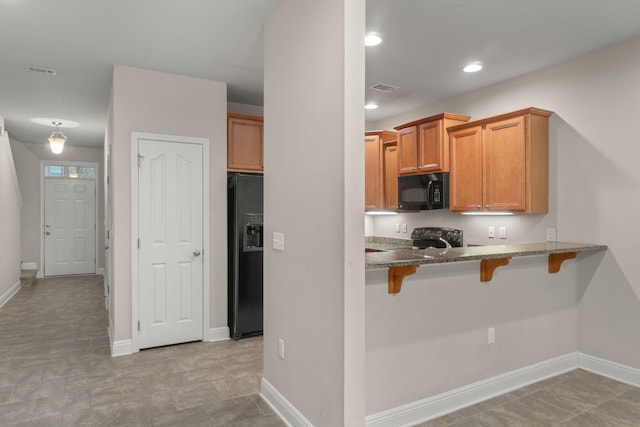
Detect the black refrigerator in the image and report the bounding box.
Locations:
[228,173,264,339]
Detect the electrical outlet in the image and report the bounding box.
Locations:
[488,226,495,238]
[488,327,495,344]
[499,227,507,239]
[547,228,557,242]
[278,338,285,359]
[402,224,408,233]
[395,223,400,233]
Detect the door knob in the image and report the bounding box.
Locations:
[193,249,201,257]
[45,231,51,235]
[104,246,110,250]
[45,224,50,228]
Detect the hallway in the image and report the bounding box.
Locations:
[0,275,283,426]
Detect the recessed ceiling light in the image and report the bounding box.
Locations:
[463,62,483,73]
[364,33,382,47]
[365,103,379,110]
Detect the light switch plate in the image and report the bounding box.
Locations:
[273,232,285,251]
[499,227,507,239]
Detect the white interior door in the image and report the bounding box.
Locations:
[44,179,96,276]
[137,138,203,349]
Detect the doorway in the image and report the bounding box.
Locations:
[131,133,210,351]
[42,162,98,276]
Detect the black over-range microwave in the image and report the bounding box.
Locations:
[398,172,449,210]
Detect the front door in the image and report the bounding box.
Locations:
[44,178,96,276]
[137,138,204,349]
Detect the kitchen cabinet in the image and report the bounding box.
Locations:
[394,113,470,175]
[227,113,263,173]
[448,107,553,213]
[383,142,399,210]
[365,131,397,211]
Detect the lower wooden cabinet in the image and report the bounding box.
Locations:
[227,113,263,173]
[448,107,552,213]
[365,131,397,211]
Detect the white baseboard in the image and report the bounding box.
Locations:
[365,353,578,427]
[578,352,640,388]
[261,378,313,427]
[204,326,230,342]
[111,339,133,357]
[0,280,21,309]
[109,326,134,357]
[96,267,105,276]
[21,262,37,270]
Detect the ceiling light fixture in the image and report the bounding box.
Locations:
[365,102,379,110]
[48,121,66,154]
[364,33,382,47]
[463,62,483,73]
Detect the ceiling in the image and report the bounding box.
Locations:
[2,0,640,148]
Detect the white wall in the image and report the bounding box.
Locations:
[108,65,227,342]
[366,258,579,414]
[0,129,21,300]
[263,0,365,425]
[9,138,104,273]
[366,36,640,414]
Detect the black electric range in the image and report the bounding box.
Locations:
[410,227,463,249]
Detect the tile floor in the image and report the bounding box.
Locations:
[416,369,640,427]
[3,275,640,426]
[0,275,285,426]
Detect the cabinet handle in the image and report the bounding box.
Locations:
[486,204,490,209]
[476,205,481,209]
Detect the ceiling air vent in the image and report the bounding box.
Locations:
[369,82,399,93]
[25,65,57,76]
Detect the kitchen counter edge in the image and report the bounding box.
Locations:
[365,242,607,270]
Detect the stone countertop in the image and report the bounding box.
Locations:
[365,236,414,252]
[365,241,607,270]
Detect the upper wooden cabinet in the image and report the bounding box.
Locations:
[383,142,399,210]
[227,113,264,173]
[394,113,470,175]
[365,131,397,211]
[448,107,553,213]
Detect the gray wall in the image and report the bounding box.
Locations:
[9,138,104,274]
[0,129,21,299]
[107,65,227,342]
[366,36,640,414]
[263,0,366,425]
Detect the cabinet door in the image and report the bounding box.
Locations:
[483,116,526,212]
[365,135,383,210]
[417,120,443,172]
[397,126,418,175]
[383,142,399,210]
[228,116,263,172]
[449,126,483,212]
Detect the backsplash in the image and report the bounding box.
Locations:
[369,210,557,246]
